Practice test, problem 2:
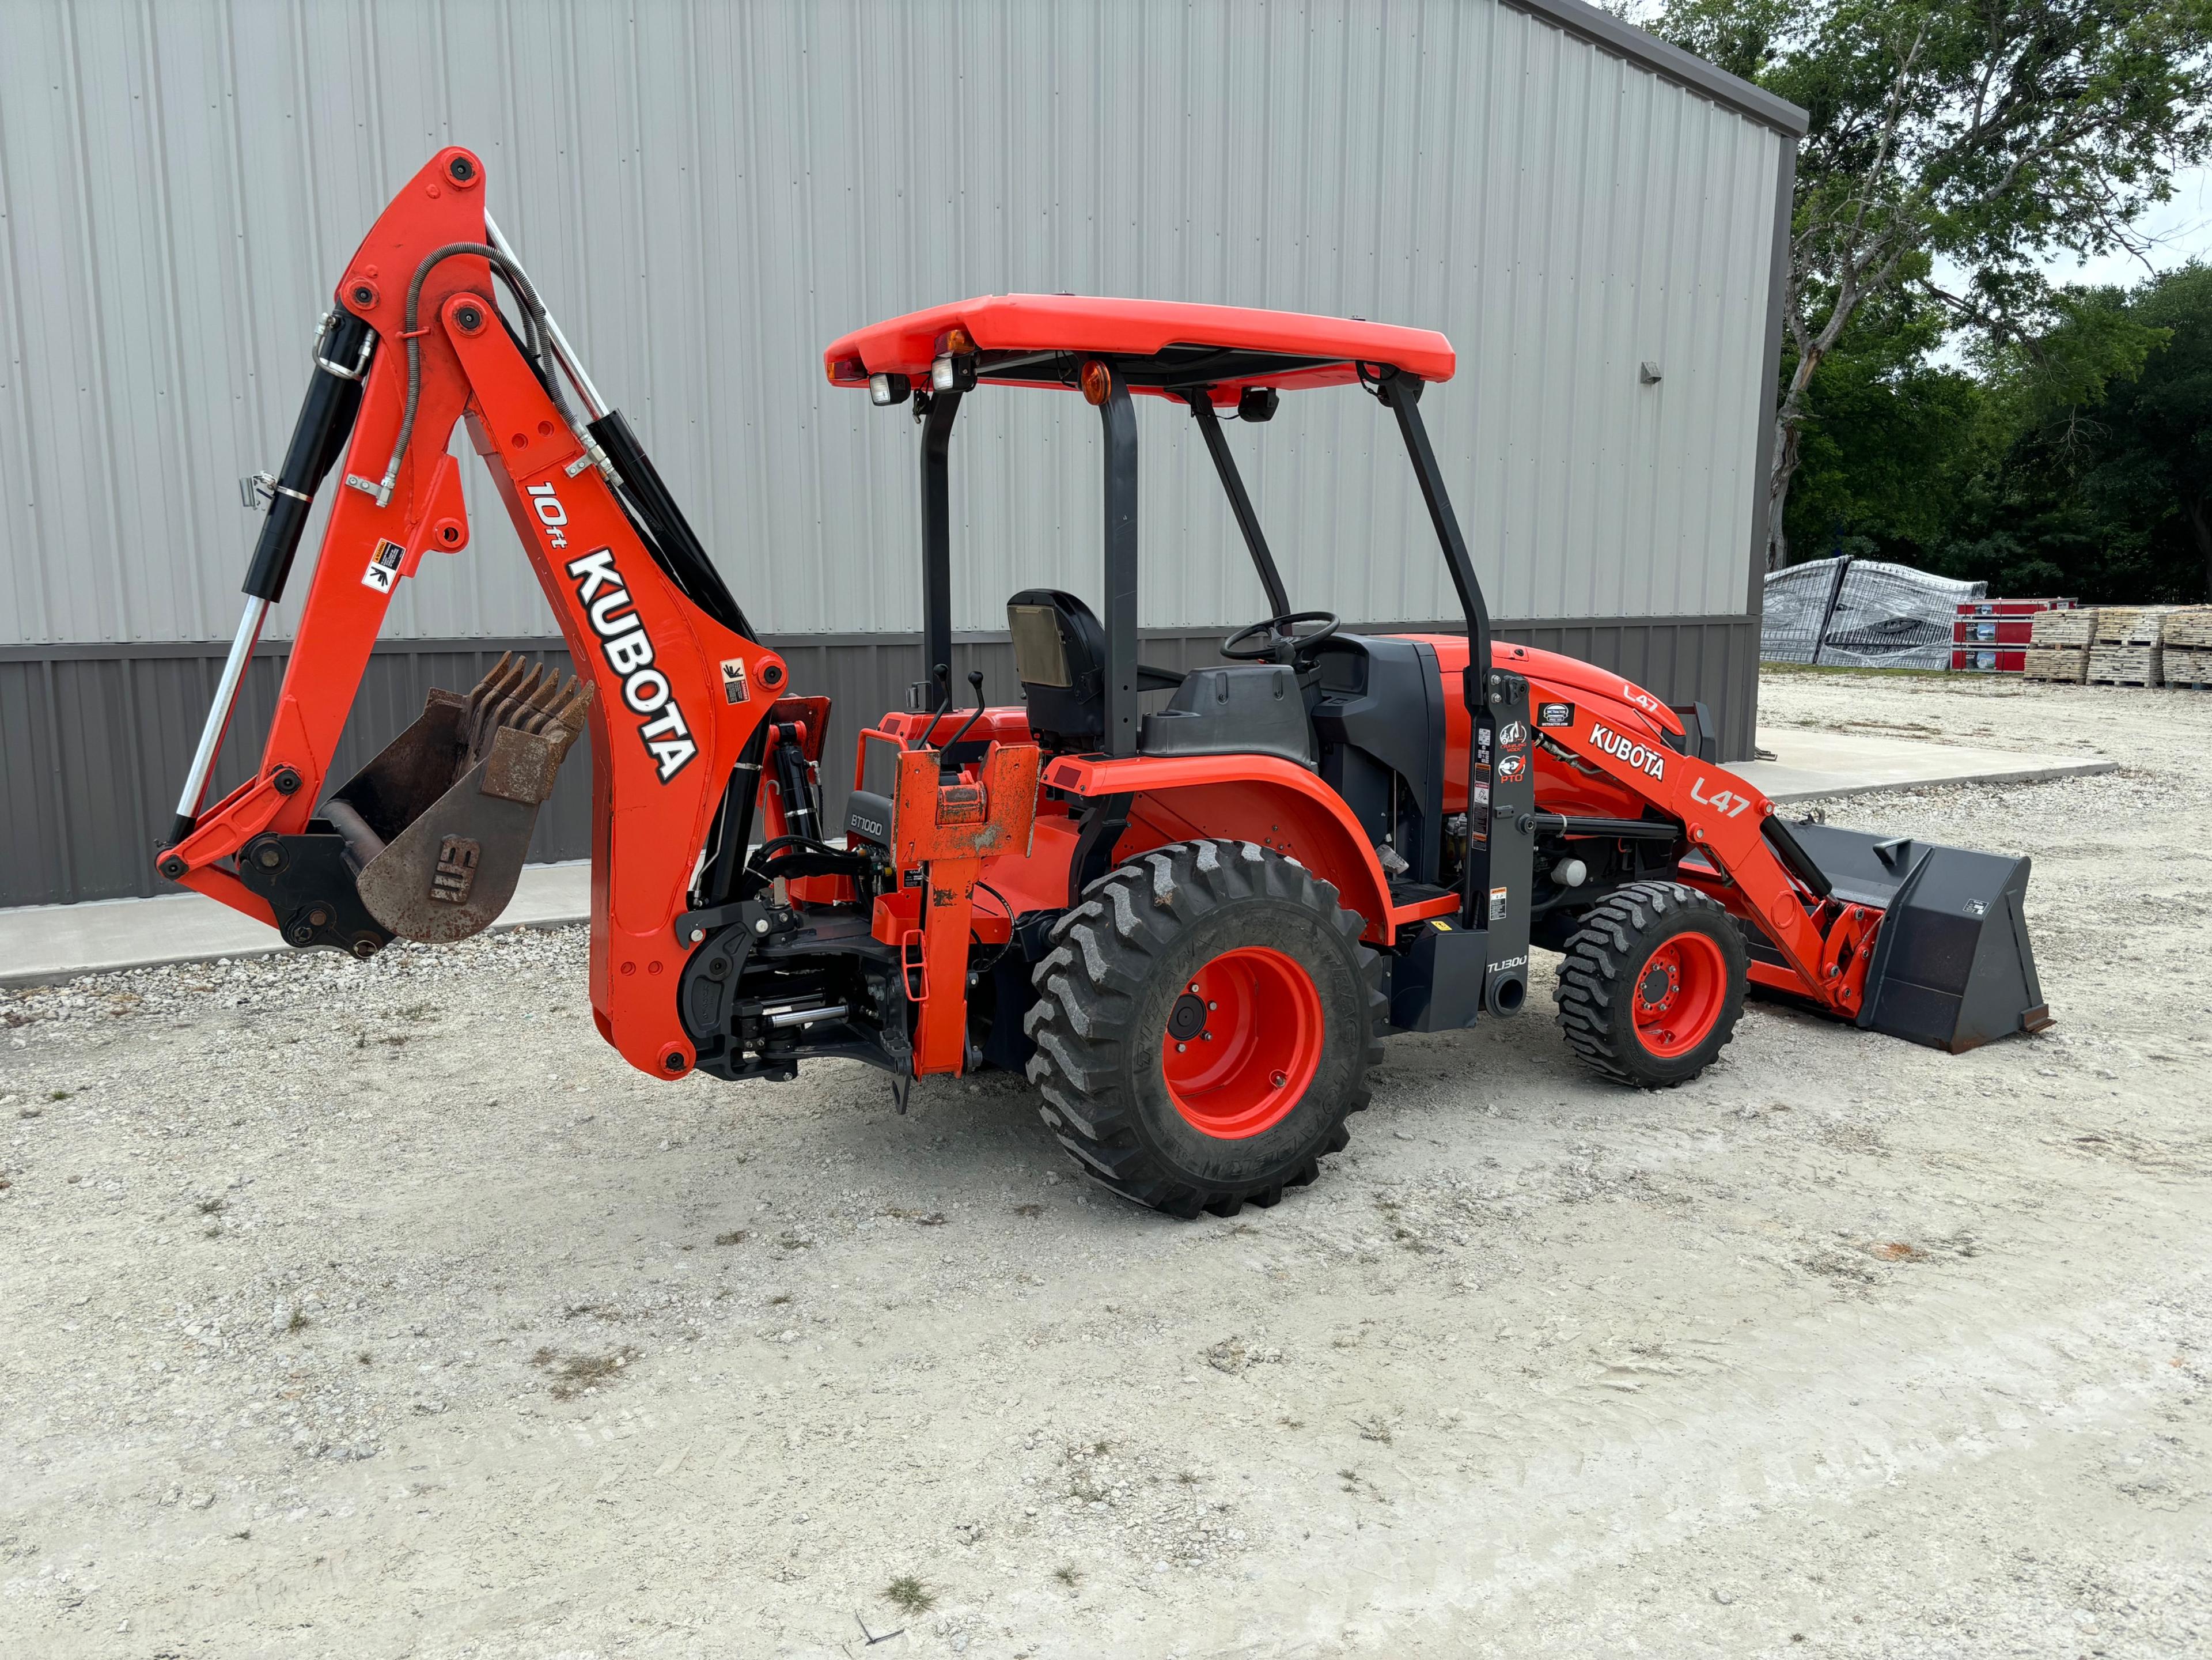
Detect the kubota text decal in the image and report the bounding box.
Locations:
[562,535,699,782]
[1587,721,1665,780]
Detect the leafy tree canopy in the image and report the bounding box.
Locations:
[1781,262,2212,600]
[1647,0,2212,568]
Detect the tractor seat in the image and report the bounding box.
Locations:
[1007,589,1188,755]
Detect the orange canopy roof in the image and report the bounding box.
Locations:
[823,294,1454,403]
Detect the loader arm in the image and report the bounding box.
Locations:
[1522,696,1883,1018]
[157,149,783,1079]
[1521,682,2047,1050]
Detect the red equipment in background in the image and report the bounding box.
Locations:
[1952,599,2079,672]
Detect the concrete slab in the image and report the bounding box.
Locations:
[1735,727,2116,804]
[0,861,589,989]
[0,729,2113,988]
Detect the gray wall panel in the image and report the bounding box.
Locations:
[0,617,1756,908]
[1,0,1785,654]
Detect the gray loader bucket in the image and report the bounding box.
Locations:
[1779,821,2051,1053]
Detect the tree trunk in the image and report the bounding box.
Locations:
[1764,330,1828,571]
[1766,414,1804,570]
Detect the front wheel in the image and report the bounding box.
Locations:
[1555,881,1746,1087]
[1023,841,1384,1218]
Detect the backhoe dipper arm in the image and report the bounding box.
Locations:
[156,149,784,1079]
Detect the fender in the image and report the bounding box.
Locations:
[1040,753,1395,941]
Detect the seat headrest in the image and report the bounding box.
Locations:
[1007,589,1104,691]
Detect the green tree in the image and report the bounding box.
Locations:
[1653,0,2212,567]
[1781,289,1993,561]
[1941,264,2212,599]
[2099,264,2212,597]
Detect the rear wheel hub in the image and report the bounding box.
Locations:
[1160,947,1323,1139]
[1168,992,1209,1042]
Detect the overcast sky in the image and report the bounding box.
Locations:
[2040,163,2210,288]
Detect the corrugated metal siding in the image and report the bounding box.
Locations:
[0,614,1759,906]
[0,0,1782,650]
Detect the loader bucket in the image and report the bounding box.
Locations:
[1781,821,2051,1053]
[321,655,592,944]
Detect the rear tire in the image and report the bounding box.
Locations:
[1555,880,1745,1087]
[1023,841,1385,1218]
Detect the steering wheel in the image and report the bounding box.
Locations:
[1221,610,1341,663]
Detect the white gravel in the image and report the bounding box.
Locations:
[2,670,2208,1657]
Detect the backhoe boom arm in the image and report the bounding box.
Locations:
[157,149,781,1079]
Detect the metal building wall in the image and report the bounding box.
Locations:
[0,0,1800,906]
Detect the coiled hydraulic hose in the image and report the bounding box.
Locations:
[369,241,571,506]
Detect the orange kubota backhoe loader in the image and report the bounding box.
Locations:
[160,152,2050,1217]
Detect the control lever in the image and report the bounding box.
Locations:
[907,663,955,750]
[941,670,989,754]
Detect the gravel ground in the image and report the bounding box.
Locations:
[3,670,2209,1659]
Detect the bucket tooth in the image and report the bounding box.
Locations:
[515,671,567,737]
[465,651,522,726]
[463,653,531,757]
[471,663,546,769]
[461,660,592,767]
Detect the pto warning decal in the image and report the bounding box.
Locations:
[361,539,404,593]
[1588,721,1666,781]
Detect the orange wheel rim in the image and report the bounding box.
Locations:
[1631,933,1726,1057]
[1160,947,1323,1138]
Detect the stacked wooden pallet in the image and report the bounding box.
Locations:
[2088,607,2172,686]
[2024,606,2097,682]
[2162,607,2212,689]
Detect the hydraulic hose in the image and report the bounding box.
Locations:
[371,241,569,506]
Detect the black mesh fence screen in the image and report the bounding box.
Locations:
[1762,557,1986,668]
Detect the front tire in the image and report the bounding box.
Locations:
[1023,841,1385,1218]
[1555,880,1746,1087]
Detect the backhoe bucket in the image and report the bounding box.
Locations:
[323,655,592,944]
[1781,821,2051,1053]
